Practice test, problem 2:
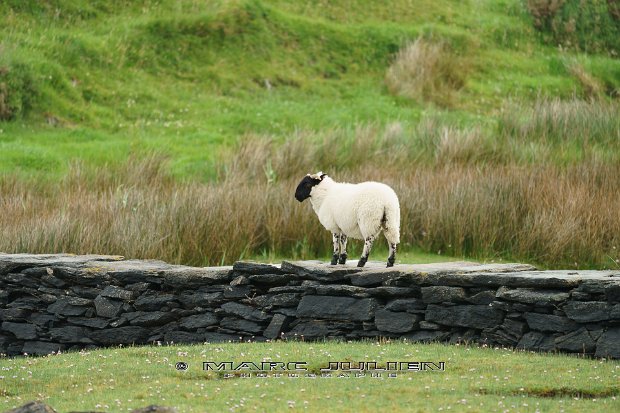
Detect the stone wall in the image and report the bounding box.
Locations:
[1,254,619,358]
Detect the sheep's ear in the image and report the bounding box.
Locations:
[319,173,327,180]
[308,171,324,180]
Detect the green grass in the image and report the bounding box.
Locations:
[1,341,618,412]
[1,0,619,179]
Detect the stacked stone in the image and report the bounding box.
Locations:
[1,254,619,358]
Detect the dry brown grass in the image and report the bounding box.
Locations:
[385,37,467,107]
[568,61,604,99]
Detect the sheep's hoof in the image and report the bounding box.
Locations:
[330,254,339,265]
[338,253,347,265]
[386,262,394,268]
[357,258,367,267]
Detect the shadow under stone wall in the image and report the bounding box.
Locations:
[1,254,619,358]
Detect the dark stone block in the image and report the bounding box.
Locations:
[8,297,46,311]
[47,297,93,316]
[220,317,264,334]
[296,296,378,321]
[347,270,403,287]
[49,326,93,343]
[4,273,39,288]
[204,332,241,342]
[179,313,219,330]
[268,286,309,294]
[563,301,613,323]
[555,328,597,353]
[89,326,150,345]
[248,273,295,285]
[385,298,426,313]
[134,294,176,311]
[101,285,135,301]
[230,275,250,286]
[70,286,103,299]
[366,286,418,297]
[2,321,37,340]
[223,285,253,299]
[450,329,478,344]
[374,309,419,333]
[37,286,64,296]
[605,284,620,303]
[274,308,297,317]
[126,282,152,294]
[517,331,556,352]
[20,267,53,276]
[30,314,59,327]
[288,320,352,338]
[595,327,620,358]
[402,331,451,343]
[264,314,291,339]
[179,291,224,308]
[425,305,504,329]
[271,293,302,307]
[0,308,30,321]
[419,321,441,330]
[467,291,496,305]
[21,341,65,356]
[570,291,592,301]
[422,286,466,304]
[250,293,301,309]
[163,330,205,343]
[496,287,570,306]
[315,284,370,298]
[524,313,579,332]
[3,401,58,413]
[94,296,124,318]
[40,274,67,288]
[67,317,109,329]
[129,311,178,327]
[482,319,526,346]
[281,261,362,280]
[233,261,285,275]
[220,302,270,321]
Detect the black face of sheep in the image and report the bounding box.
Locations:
[294,175,323,202]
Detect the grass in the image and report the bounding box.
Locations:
[0,341,618,412]
[1,99,619,269]
[1,0,619,268]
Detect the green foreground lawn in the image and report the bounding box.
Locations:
[1,341,618,412]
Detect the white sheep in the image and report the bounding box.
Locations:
[294,172,400,267]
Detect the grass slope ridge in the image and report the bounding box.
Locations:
[1,0,618,124]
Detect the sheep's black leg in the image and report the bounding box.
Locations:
[387,243,397,267]
[357,235,376,267]
[331,233,340,265]
[338,234,348,264]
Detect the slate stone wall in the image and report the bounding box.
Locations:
[1,254,619,358]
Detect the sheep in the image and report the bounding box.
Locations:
[294,172,401,268]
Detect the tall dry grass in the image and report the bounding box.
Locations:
[1,99,619,268]
[385,37,467,107]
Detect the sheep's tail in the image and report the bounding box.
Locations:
[382,202,400,245]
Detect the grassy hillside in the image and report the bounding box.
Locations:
[1,0,619,268]
[1,0,618,177]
